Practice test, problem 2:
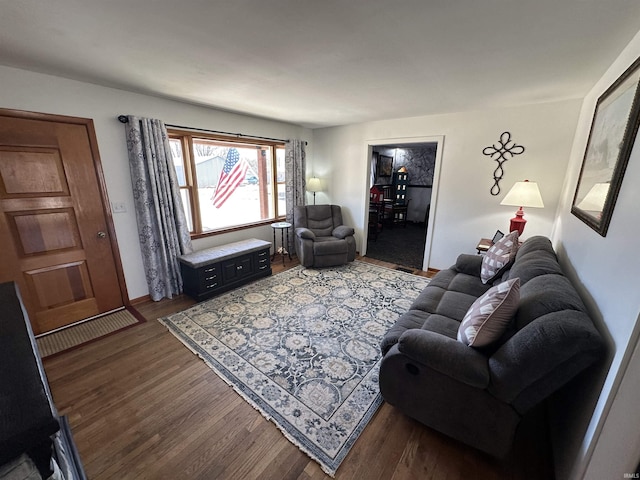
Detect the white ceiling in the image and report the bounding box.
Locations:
[1,1,640,129]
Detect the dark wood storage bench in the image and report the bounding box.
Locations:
[178,238,272,301]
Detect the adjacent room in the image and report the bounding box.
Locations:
[2,1,640,479]
[366,142,436,270]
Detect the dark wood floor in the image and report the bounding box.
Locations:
[42,257,553,479]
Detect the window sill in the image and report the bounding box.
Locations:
[190,218,286,240]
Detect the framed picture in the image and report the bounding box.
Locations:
[377,154,393,177]
[491,230,504,244]
[571,56,640,237]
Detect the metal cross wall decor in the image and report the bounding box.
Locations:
[483,131,525,195]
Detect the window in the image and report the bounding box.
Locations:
[168,130,286,236]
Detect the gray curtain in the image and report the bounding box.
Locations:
[125,116,193,301]
[285,140,306,246]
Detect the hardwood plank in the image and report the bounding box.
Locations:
[42,256,552,480]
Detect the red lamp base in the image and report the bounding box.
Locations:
[509,207,527,236]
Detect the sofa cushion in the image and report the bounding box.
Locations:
[508,249,562,285]
[380,309,431,355]
[481,231,519,284]
[411,285,448,313]
[457,277,520,347]
[421,314,461,340]
[412,267,490,306]
[515,274,586,329]
[409,270,489,322]
[435,290,479,322]
[447,273,493,299]
[514,235,555,260]
[453,253,483,277]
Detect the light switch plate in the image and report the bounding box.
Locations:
[111,201,127,213]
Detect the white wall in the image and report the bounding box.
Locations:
[312,100,582,270]
[6,52,639,478]
[552,29,640,480]
[0,65,311,300]
[312,94,640,478]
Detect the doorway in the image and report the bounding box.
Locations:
[363,137,443,271]
[0,109,127,334]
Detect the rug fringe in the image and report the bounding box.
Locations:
[158,317,338,477]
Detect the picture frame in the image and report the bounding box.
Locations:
[377,154,393,177]
[571,56,640,237]
[491,230,504,244]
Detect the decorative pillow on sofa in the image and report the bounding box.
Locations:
[457,277,520,347]
[480,230,519,284]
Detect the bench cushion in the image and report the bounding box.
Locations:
[178,239,271,268]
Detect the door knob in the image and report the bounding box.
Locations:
[97,231,107,238]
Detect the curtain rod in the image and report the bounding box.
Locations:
[117,115,301,144]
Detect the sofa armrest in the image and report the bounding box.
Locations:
[332,225,354,239]
[488,310,605,413]
[453,254,483,277]
[295,227,315,240]
[397,329,490,388]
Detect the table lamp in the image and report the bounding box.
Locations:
[576,182,609,217]
[500,180,544,235]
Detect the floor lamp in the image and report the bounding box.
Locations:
[307,177,322,205]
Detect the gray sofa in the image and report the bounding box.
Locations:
[294,205,356,268]
[379,236,605,457]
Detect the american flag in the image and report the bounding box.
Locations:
[212,148,248,208]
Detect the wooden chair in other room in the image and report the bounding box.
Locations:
[368,202,384,241]
[385,199,411,228]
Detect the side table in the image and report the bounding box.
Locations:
[271,222,292,265]
[476,238,493,254]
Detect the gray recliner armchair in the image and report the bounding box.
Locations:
[294,205,356,268]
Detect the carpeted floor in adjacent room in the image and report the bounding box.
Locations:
[365,222,427,270]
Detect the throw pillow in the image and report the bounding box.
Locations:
[480,230,519,284]
[457,277,520,348]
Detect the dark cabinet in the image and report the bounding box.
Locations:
[222,255,254,284]
[256,248,270,273]
[393,171,409,204]
[179,239,272,301]
[0,281,86,479]
[198,264,220,292]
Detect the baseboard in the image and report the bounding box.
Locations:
[130,294,151,305]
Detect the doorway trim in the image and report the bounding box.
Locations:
[362,135,444,270]
[0,107,130,306]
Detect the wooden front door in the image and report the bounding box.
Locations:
[0,109,125,334]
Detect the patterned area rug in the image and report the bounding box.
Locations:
[160,260,430,476]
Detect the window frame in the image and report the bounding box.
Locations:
[168,128,286,238]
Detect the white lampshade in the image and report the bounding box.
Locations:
[500,180,544,208]
[307,177,322,193]
[576,182,609,211]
